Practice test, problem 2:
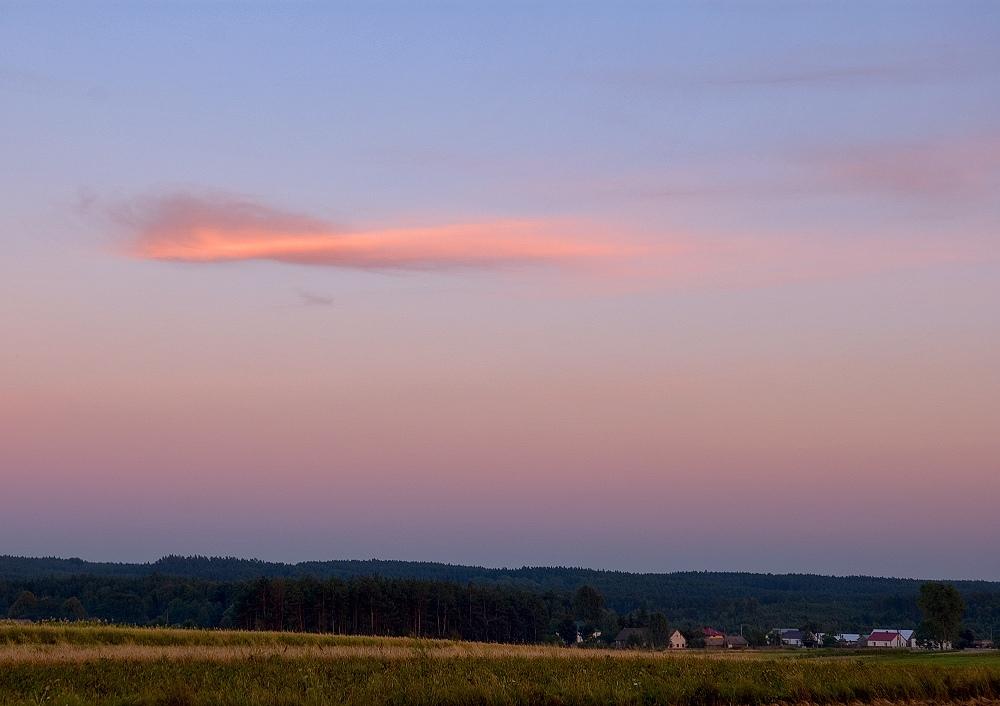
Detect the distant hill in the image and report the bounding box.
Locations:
[3,554,999,634]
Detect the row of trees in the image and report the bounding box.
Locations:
[0,576,708,648]
[6,592,86,621]
[7,557,1000,637]
[227,577,550,642]
[2,576,553,642]
[2,575,634,645]
[2,575,981,649]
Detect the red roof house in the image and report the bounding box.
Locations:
[867,631,906,648]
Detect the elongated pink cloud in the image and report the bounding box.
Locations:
[115,191,995,293]
[123,194,625,269]
[811,135,1000,197]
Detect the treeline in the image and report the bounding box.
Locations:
[4,555,1000,637]
[4,573,998,647]
[0,575,551,642]
[226,577,550,641]
[1,575,238,628]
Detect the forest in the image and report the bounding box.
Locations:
[1,574,553,643]
[3,555,1000,641]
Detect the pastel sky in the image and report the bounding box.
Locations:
[2,2,999,579]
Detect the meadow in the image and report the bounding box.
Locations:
[2,622,999,706]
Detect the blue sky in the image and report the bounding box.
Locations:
[2,2,999,577]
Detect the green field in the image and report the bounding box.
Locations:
[2,623,999,706]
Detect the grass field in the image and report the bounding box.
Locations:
[2,623,999,705]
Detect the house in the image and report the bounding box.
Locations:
[834,633,861,646]
[775,629,804,647]
[613,627,648,649]
[668,629,687,649]
[867,630,907,648]
[872,628,916,647]
[725,634,748,649]
[866,629,918,649]
[700,627,727,648]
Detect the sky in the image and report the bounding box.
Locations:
[2,1,999,579]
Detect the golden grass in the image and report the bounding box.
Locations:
[1,623,999,705]
[0,641,840,664]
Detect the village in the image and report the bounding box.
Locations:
[603,626,967,651]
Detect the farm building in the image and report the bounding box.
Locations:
[866,629,918,648]
[704,634,726,648]
[668,629,687,649]
[834,633,861,646]
[613,627,648,649]
[867,630,907,648]
[775,629,804,647]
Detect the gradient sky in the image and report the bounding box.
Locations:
[2,1,999,579]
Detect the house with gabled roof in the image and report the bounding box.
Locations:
[702,627,726,648]
[867,630,907,648]
[725,634,748,649]
[775,628,804,647]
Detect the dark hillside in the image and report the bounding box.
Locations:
[3,555,999,636]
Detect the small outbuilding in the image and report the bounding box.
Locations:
[704,635,726,648]
[725,634,748,649]
[613,627,648,649]
[776,629,804,647]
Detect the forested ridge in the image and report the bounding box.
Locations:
[3,555,1000,639]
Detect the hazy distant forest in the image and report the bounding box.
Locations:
[3,556,999,644]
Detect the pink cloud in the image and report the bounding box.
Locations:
[121,194,628,270]
[578,229,993,298]
[113,191,996,296]
[622,133,1000,203]
[809,135,1000,198]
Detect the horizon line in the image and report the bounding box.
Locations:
[3,554,994,584]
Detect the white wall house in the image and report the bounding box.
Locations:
[869,629,917,648]
[668,629,687,649]
[867,630,907,648]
